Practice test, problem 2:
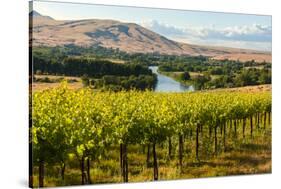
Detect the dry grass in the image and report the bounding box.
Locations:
[32,75,84,92]
[34,75,81,80]
[211,84,271,93]
[104,58,126,64]
[32,82,84,92]
[213,53,271,63]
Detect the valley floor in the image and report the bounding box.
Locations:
[31,74,272,93]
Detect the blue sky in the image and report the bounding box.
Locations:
[33,0,272,51]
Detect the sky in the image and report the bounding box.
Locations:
[32,0,272,51]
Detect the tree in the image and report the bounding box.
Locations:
[180,72,191,81]
[81,75,90,87]
[193,74,211,90]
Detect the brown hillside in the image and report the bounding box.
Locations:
[30,11,271,63]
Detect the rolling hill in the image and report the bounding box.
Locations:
[30,11,271,62]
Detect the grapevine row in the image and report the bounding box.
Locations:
[31,84,271,187]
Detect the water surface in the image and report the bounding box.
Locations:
[149,66,194,92]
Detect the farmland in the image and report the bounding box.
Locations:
[30,85,271,187]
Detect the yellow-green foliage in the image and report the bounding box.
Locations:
[31,84,271,186]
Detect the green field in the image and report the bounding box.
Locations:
[30,85,271,187]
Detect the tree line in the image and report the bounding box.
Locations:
[33,56,153,77]
[159,60,271,90]
[82,74,157,91]
[33,53,157,90]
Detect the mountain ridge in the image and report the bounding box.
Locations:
[30,11,271,62]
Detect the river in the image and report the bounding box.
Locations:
[149,66,194,92]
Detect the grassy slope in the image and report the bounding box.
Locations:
[32,15,271,63]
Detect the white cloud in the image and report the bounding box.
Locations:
[139,20,271,51]
[140,20,186,36]
[197,24,272,42]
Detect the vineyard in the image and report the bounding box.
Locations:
[30,84,271,187]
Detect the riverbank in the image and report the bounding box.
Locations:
[159,70,271,93]
[158,70,196,88]
[149,66,194,92]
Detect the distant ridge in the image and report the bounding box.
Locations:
[29,10,42,17]
[30,11,271,63]
[29,10,54,20]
